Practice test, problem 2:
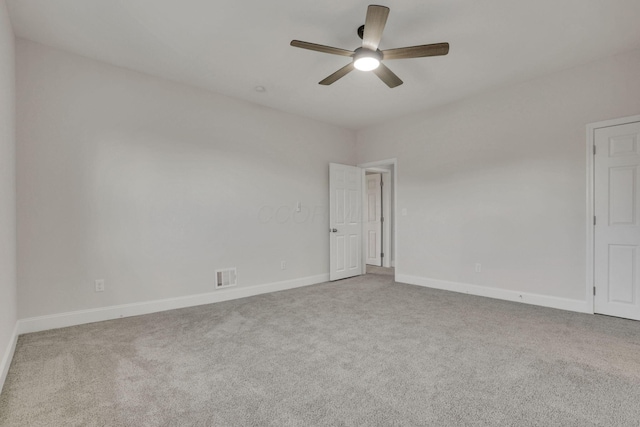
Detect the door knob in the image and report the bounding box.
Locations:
[330,228,338,233]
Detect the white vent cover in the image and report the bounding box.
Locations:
[215,268,237,288]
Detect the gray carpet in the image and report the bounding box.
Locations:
[1,272,639,426]
[365,266,394,276]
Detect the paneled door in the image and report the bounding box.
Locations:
[365,173,382,266]
[329,163,363,281]
[594,121,640,320]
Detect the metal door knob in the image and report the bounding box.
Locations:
[330,228,338,233]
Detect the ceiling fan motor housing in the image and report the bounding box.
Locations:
[353,47,382,62]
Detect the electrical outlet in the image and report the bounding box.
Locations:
[281,261,286,270]
[475,263,482,273]
[95,279,105,292]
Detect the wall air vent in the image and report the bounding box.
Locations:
[215,268,237,289]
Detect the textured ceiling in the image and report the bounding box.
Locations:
[7,0,640,130]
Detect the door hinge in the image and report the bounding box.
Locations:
[593,286,596,296]
[381,216,384,222]
[381,253,384,258]
[593,145,596,155]
[594,216,596,226]
[380,180,384,187]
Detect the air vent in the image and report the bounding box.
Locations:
[215,268,237,289]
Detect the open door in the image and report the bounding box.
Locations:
[329,163,363,281]
[594,121,640,320]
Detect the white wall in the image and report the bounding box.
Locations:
[16,39,355,319]
[357,49,640,307]
[0,0,17,390]
[13,33,640,325]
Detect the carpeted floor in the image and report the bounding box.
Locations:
[365,265,394,276]
[1,271,639,426]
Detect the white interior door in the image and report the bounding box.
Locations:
[594,121,640,320]
[365,173,382,266]
[329,163,363,281]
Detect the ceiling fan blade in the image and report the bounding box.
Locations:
[372,63,403,88]
[382,43,449,60]
[290,40,354,57]
[362,5,389,51]
[319,63,355,85]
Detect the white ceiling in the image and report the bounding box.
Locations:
[7,0,640,130]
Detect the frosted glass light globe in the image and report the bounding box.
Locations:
[354,56,380,71]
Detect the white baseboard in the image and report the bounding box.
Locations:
[396,274,592,314]
[17,274,329,335]
[0,323,19,394]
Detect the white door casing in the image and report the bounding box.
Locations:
[381,171,392,268]
[594,121,640,320]
[365,173,382,266]
[329,163,363,281]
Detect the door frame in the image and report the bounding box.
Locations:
[586,114,640,314]
[358,158,397,273]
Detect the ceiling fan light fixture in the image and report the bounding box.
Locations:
[353,48,382,71]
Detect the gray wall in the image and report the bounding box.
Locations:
[0,0,17,390]
[16,40,356,318]
[11,31,640,326]
[357,48,640,306]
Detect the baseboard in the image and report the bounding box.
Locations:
[0,323,19,394]
[17,274,329,335]
[396,274,592,314]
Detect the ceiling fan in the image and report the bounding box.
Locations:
[290,4,449,88]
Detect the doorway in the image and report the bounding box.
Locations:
[588,115,640,321]
[359,159,396,275]
[328,159,397,281]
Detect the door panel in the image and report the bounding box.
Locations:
[594,121,640,320]
[330,163,362,281]
[349,234,359,268]
[609,166,636,225]
[368,230,376,260]
[608,245,635,303]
